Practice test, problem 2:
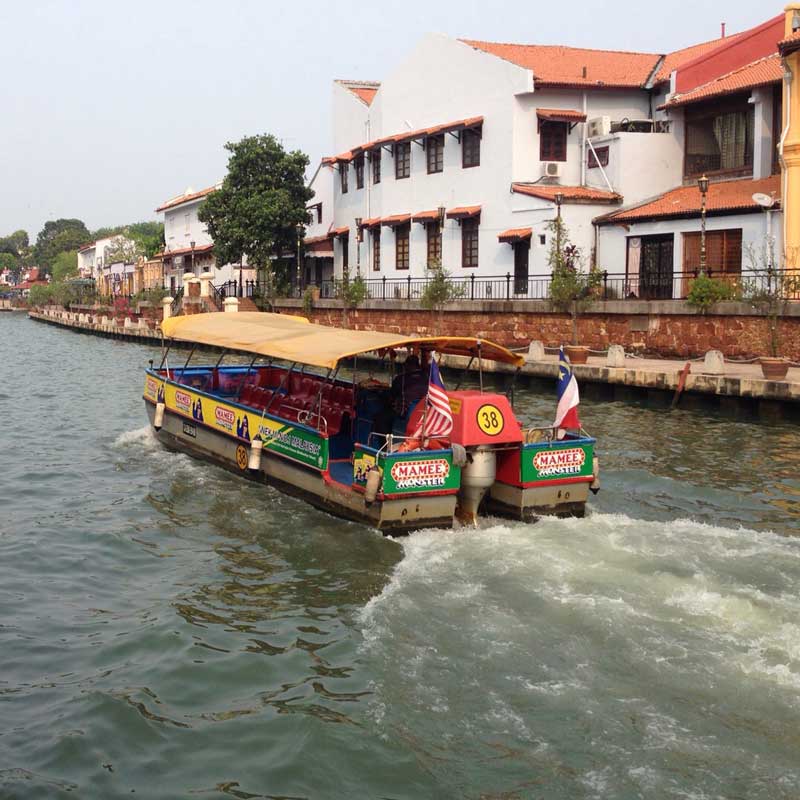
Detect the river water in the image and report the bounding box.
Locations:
[2,313,800,799]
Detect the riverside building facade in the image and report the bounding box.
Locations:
[308,13,788,300]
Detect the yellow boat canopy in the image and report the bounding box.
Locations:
[160,312,524,369]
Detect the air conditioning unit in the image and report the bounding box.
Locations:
[611,118,654,133]
[542,161,562,178]
[587,116,611,138]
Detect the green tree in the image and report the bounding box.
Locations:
[51,250,79,282]
[34,219,90,271]
[198,133,313,301]
[28,284,53,306]
[103,236,140,264]
[93,222,164,260]
[0,252,17,273]
[547,218,601,346]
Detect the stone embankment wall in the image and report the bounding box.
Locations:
[275,299,800,360]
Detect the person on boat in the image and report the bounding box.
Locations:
[373,354,429,436]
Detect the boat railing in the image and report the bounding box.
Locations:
[286,405,328,434]
[370,432,453,456]
[522,426,594,444]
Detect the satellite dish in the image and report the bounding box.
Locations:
[752,192,775,208]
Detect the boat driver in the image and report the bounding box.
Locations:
[373,354,428,436]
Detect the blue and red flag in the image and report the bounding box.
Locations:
[554,346,581,433]
[414,356,454,439]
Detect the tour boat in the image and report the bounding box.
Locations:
[143,313,598,534]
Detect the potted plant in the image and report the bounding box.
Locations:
[547,218,601,364]
[743,240,798,381]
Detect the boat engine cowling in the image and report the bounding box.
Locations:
[457,445,496,525]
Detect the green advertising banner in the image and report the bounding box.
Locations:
[522,441,594,484]
[379,451,461,495]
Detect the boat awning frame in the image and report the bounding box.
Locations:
[160,312,525,370]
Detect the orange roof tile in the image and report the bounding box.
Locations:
[303,234,333,245]
[336,80,381,106]
[332,226,350,237]
[380,214,411,227]
[156,185,217,213]
[665,53,781,107]
[652,32,746,84]
[446,206,481,220]
[461,39,660,88]
[498,228,533,243]
[157,243,214,258]
[411,210,441,223]
[360,217,382,229]
[512,184,622,204]
[597,175,780,224]
[349,116,484,159]
[536,108,587,123]
[779,30,800,55]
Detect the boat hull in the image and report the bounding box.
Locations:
[145,402,456,534]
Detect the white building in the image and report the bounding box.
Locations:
[156,184,255,294]
[314,15,783,300]
[77,234,138,295]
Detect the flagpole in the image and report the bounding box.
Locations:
[416,352,434,442]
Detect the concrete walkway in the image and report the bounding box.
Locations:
[27,309,800,406]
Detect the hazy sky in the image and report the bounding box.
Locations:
[0,0,771,239]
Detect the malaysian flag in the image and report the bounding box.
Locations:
[413,356,454,439]
[554,346,581,435]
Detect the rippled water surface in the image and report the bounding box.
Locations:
[2,314,800,799]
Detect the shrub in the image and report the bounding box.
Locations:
[685,273,737,314]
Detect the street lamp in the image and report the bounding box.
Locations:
[355,217,363,277]
[554,192,564,264]
[296,223,304,297]
[697,175,709,274]
[190,240,196,276]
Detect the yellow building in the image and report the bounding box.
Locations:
[780,4,800,267]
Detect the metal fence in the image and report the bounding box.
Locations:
[241,267,796,304]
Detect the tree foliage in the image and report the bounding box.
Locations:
[0,252,17,273]
[547,218,601,345]
[103,236,140,265]
[93,221,164,260]
[34,219,90,271]
[198,134,313,287]
[51,250,79,282]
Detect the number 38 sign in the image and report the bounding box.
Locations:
[476,403,505,436]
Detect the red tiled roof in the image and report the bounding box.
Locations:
[536,108,587,123]
[665,53,781,107]
[380,214,411,227]
[303,234,333,245]
[78,241,96,252]
[498,228,533,243]
[156,185,217,212]
[446,205,481,220]
[779,30,800,55]
[596,175,780,224]
[461,39,660,88]
[336,80,380,107]
[156,243,214,258]
[360,217,382,229]
[411,210,441,223]
[321,156,337,166]
[653,32,746,84]
[512,184,622,204]
[338,116,484,162]
[332,226,350,237]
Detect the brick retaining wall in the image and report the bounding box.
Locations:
[274,299,800,360]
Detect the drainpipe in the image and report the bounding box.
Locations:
[780,59,793,266]
[581,91,588,186]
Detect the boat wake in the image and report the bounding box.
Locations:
[357,512,800,796]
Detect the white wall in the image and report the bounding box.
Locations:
[585,131,683,203]
[597,210,783,277]
[164,198,212,251]
[306,163,334,239]
[332,83,373,155]
[512,88,651,186]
